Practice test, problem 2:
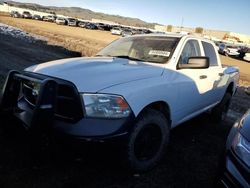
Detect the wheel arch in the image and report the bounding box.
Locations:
[136,101,172,127]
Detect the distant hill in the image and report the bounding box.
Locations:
[1,0,158,28]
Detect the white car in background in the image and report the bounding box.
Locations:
[111,27,122,35]
[55,17,66,25]
[219,43,240,56]
[244,52,250,62]
[226,45,240,56]
[66,18,77,26]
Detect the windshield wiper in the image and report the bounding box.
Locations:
[95,54,113,57]
[96,55,159,64]
[95,55,144,62]
[112,55,144,62]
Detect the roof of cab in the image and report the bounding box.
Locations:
[132,33,214,43]
[133,33,185,38]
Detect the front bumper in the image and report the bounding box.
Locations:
[220,150,250,188]
[0,71,135,141]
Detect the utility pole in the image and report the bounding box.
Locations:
[180,17,184,32]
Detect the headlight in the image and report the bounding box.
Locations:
[232,133,250,167]
[82,94,131,118]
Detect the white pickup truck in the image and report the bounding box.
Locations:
[0,34,239,171]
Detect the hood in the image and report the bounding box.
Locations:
[25,57,164,92]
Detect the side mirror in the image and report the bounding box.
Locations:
[178,57,209,69]
[245,87,250,96]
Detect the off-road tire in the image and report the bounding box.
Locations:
[125,109,170,172]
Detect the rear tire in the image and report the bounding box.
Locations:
[211,93,232,122]
[125,109,170,172]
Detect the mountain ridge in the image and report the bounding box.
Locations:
[0,0,159,28]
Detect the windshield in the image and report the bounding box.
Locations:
[68,18,76,22]
[97,36,180,64]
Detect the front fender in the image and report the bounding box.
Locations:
[100,76,178,126]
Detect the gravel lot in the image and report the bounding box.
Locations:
[0,13,250,188]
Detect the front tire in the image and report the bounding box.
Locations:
[125,109,170,172]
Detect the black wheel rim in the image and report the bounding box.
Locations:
[134,124,162,161]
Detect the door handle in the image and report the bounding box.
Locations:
[199,75,207,79]
[218,73,224,76]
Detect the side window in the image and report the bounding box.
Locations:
[202,41,218,66]
[179,40,201,64]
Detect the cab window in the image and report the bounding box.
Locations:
[202,41,218,66]
[178,40,201,65]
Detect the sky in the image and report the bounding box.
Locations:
[16,0,250,35]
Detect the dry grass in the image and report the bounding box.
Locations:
[0,12,119,56]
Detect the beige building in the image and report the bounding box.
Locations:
[155,24,250,44]
[227,32,250,44]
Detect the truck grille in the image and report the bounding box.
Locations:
[22,80,40,106]
[55,85,79,119]
[19,74,83,121]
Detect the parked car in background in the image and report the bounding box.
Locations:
[66,18,77,26]
[226,45,240,56]
[96,23,111,31]
[111,27,122,35]
[55,17,66,25]
[142,29,153,34]
[218,87,250,187]
[32,15,42,20]
[218,43,227,55]
[43,15,57,22]
[238,46,250,62]
[214,41,223,51]
[131,29,142,35]
[219,43,240,56]
[122,29,133,37]
[85,23,98,29]
[10,11,21,18]
[237,46,248,58]
[243,51,250,62]
[78,21,87,28]
[22,11,32,19]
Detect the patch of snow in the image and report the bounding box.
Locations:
[0,23,47,43]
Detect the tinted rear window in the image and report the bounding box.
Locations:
[202,41,218,66]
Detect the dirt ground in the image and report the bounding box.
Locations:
[220,55,250,86]
[0,32,81,84]
[0,12,250,188]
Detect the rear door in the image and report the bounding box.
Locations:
[201,41,225,104]
[175,39,213,122]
